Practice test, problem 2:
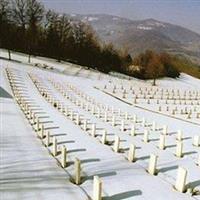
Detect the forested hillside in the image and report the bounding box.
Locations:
[0,0,199,80]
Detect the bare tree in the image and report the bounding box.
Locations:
[0,0,12,59]
[44,9,58,28]
[11,0,27,30]
[0,0,9,24]
[45,12,71,61]
[144,50,164,86]
[26,0,44,62]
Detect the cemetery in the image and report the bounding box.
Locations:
[0,51,200,200]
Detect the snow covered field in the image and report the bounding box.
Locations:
[96,76,200,125]
[0,49,200,200]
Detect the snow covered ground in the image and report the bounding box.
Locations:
[96,77,200,125]
[0,62,88,200]
[0,49,200,200]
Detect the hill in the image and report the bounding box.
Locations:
[70,14,200,65]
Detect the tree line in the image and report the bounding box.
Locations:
[0,0,132,73]
[2,0,198,82]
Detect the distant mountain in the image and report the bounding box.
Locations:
[69,14,200,65]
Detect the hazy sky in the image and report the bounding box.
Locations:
[40,0,200,34]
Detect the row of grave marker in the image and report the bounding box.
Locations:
[48,77,200,161]
[29,73,200,195]
[100,84,200,123]
[48,77,200,153]
[6,69,103,200]
[104,83,200,99]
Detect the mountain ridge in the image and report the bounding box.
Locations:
[69,14,200,65]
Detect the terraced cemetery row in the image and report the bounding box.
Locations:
[3,66,200,200]
[97,81,200,125]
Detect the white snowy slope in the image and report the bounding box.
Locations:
[0,65,88,200]
[0,49,200,200]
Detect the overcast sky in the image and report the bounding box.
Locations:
[40,0,200,34]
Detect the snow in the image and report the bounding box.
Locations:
[87,17,99,22]
[137,25,153,30]
[137,21,166,30]
[82,16,99,22]
[0,49,200,199]
[0,67,87,200]
[147,22,166,27]
[154,22,166,27]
